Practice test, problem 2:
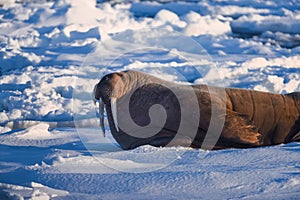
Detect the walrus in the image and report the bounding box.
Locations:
[93,70,300,150]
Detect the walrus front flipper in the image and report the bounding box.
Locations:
[149,134,192,147]
[220,111,263,147]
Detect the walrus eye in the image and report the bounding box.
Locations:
[111,97,119,132]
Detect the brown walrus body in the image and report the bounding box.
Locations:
[94,70,300,150]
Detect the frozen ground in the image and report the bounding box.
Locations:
[0,0,300,199]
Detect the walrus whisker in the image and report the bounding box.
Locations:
[111,97,119,132]
[99,99,105,137]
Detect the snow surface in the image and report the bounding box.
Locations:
[0,0,300,199]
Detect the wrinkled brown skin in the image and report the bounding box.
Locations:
[94,70,300,150]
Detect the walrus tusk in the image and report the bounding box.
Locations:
[111,97,119,132]
[99,99,105,137]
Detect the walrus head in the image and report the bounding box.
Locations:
[93,71,125,137]
[93,70,148,140]
[94,72,124,103]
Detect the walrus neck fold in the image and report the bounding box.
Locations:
[118,71,140,98]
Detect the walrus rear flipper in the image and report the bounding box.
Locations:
[220,111,263,148]
[285,116,300,143]
[290,132,300,142]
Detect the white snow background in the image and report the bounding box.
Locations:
[0,0,300,199]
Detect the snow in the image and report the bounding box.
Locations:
[0,0,300,199]
[0,182,69,199]
[231,14,300,35]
